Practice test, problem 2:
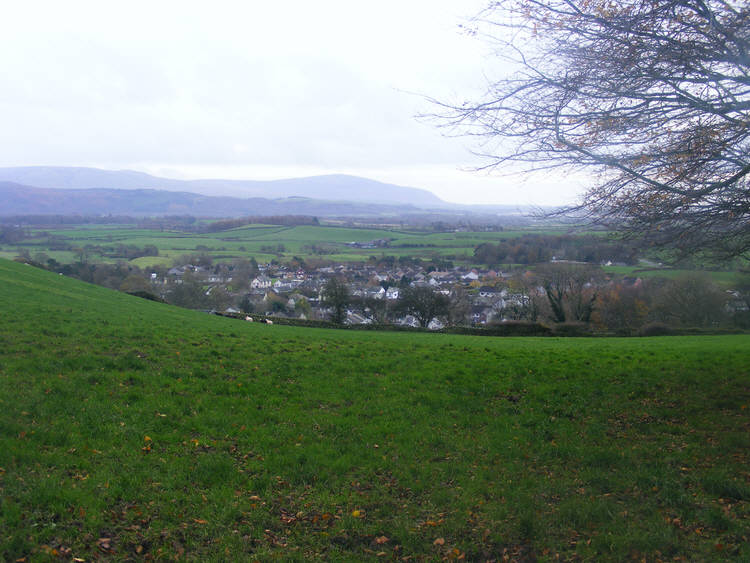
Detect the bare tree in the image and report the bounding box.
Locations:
[446,286,472,326]
[321,277,350,324]
[433,1,750,257]
[651,272,729,326]
[535,263,602,323]
[396,286,451,328]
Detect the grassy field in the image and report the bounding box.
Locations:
[1,258,748,561]
[601,265,742,286]
[5,224,556,267]
[5,223,744,285]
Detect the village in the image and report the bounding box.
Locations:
[159,259,535,328]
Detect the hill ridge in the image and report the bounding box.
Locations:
[0,166,444,206]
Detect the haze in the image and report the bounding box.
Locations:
[0,0,585,206]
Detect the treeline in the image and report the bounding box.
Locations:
[474,234,640,265]
[0,214,321,233]
[0,215,136,226]
[0,226,28,244]
[197,215,320,232]
[493,264,750,333]
[366,255,454,271]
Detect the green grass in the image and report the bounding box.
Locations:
[17,224,564,266]
[0,258,748,561]
[602,265,741,285]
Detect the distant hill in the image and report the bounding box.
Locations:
[0,166,444,207]
[0,181,427,217]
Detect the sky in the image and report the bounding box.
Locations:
[0,0,586,206]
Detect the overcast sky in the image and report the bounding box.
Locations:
[0,0,586,205]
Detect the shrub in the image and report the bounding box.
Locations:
[451,321,552,337]
[127,290,166,303]
[551,322,593,337]
[639,322,674,337]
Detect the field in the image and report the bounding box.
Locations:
[4,224,561,267]
[1,258,749,561]
[601,265,742,286]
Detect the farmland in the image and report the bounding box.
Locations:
[1,223,563,267]
[1,258,748,561]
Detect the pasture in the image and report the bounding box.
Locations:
[5,223,554,267]
[0,258,748,561]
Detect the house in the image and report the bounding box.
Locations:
[427,318,445,330]
[397,315,420,328]
[273,280,296,292]
[364,287,386,299]
[346,311,372,325]
[462,270,480,281]
[251,275,272,289]
[478,286,500,298]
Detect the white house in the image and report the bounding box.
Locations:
[251,275,272,289]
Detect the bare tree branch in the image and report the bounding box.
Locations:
[428,0,750,258]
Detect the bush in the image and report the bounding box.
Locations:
[452,321,552,336]
[638,322,674,337]
[550,322,593,337]
[127,290,166,303]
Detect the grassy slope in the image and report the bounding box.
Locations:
[0,259,748,561]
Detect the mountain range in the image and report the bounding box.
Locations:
[0,167,443,206]
[0,166,532,218]
[0,181,422,217]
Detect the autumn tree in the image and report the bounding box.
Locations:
[435,1,750,257]
[651,273,729,327]
[593,282,650,333]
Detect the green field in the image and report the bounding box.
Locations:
[6,224,556,267]
[6,223,743,284]
[602,265,742,286]
[1,258,748,561]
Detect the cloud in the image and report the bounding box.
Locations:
[0,0,585,205]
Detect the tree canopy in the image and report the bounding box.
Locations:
[396,286,451,328]
[436,0,750,257]
[321,277,350,324]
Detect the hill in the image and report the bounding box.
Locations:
[0,166,444,206]
[0,258,748,561]
[0,181,426,217]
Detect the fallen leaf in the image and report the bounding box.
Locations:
[97,537,113,552]
[434,537,445,546]
[375,536,389,544]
